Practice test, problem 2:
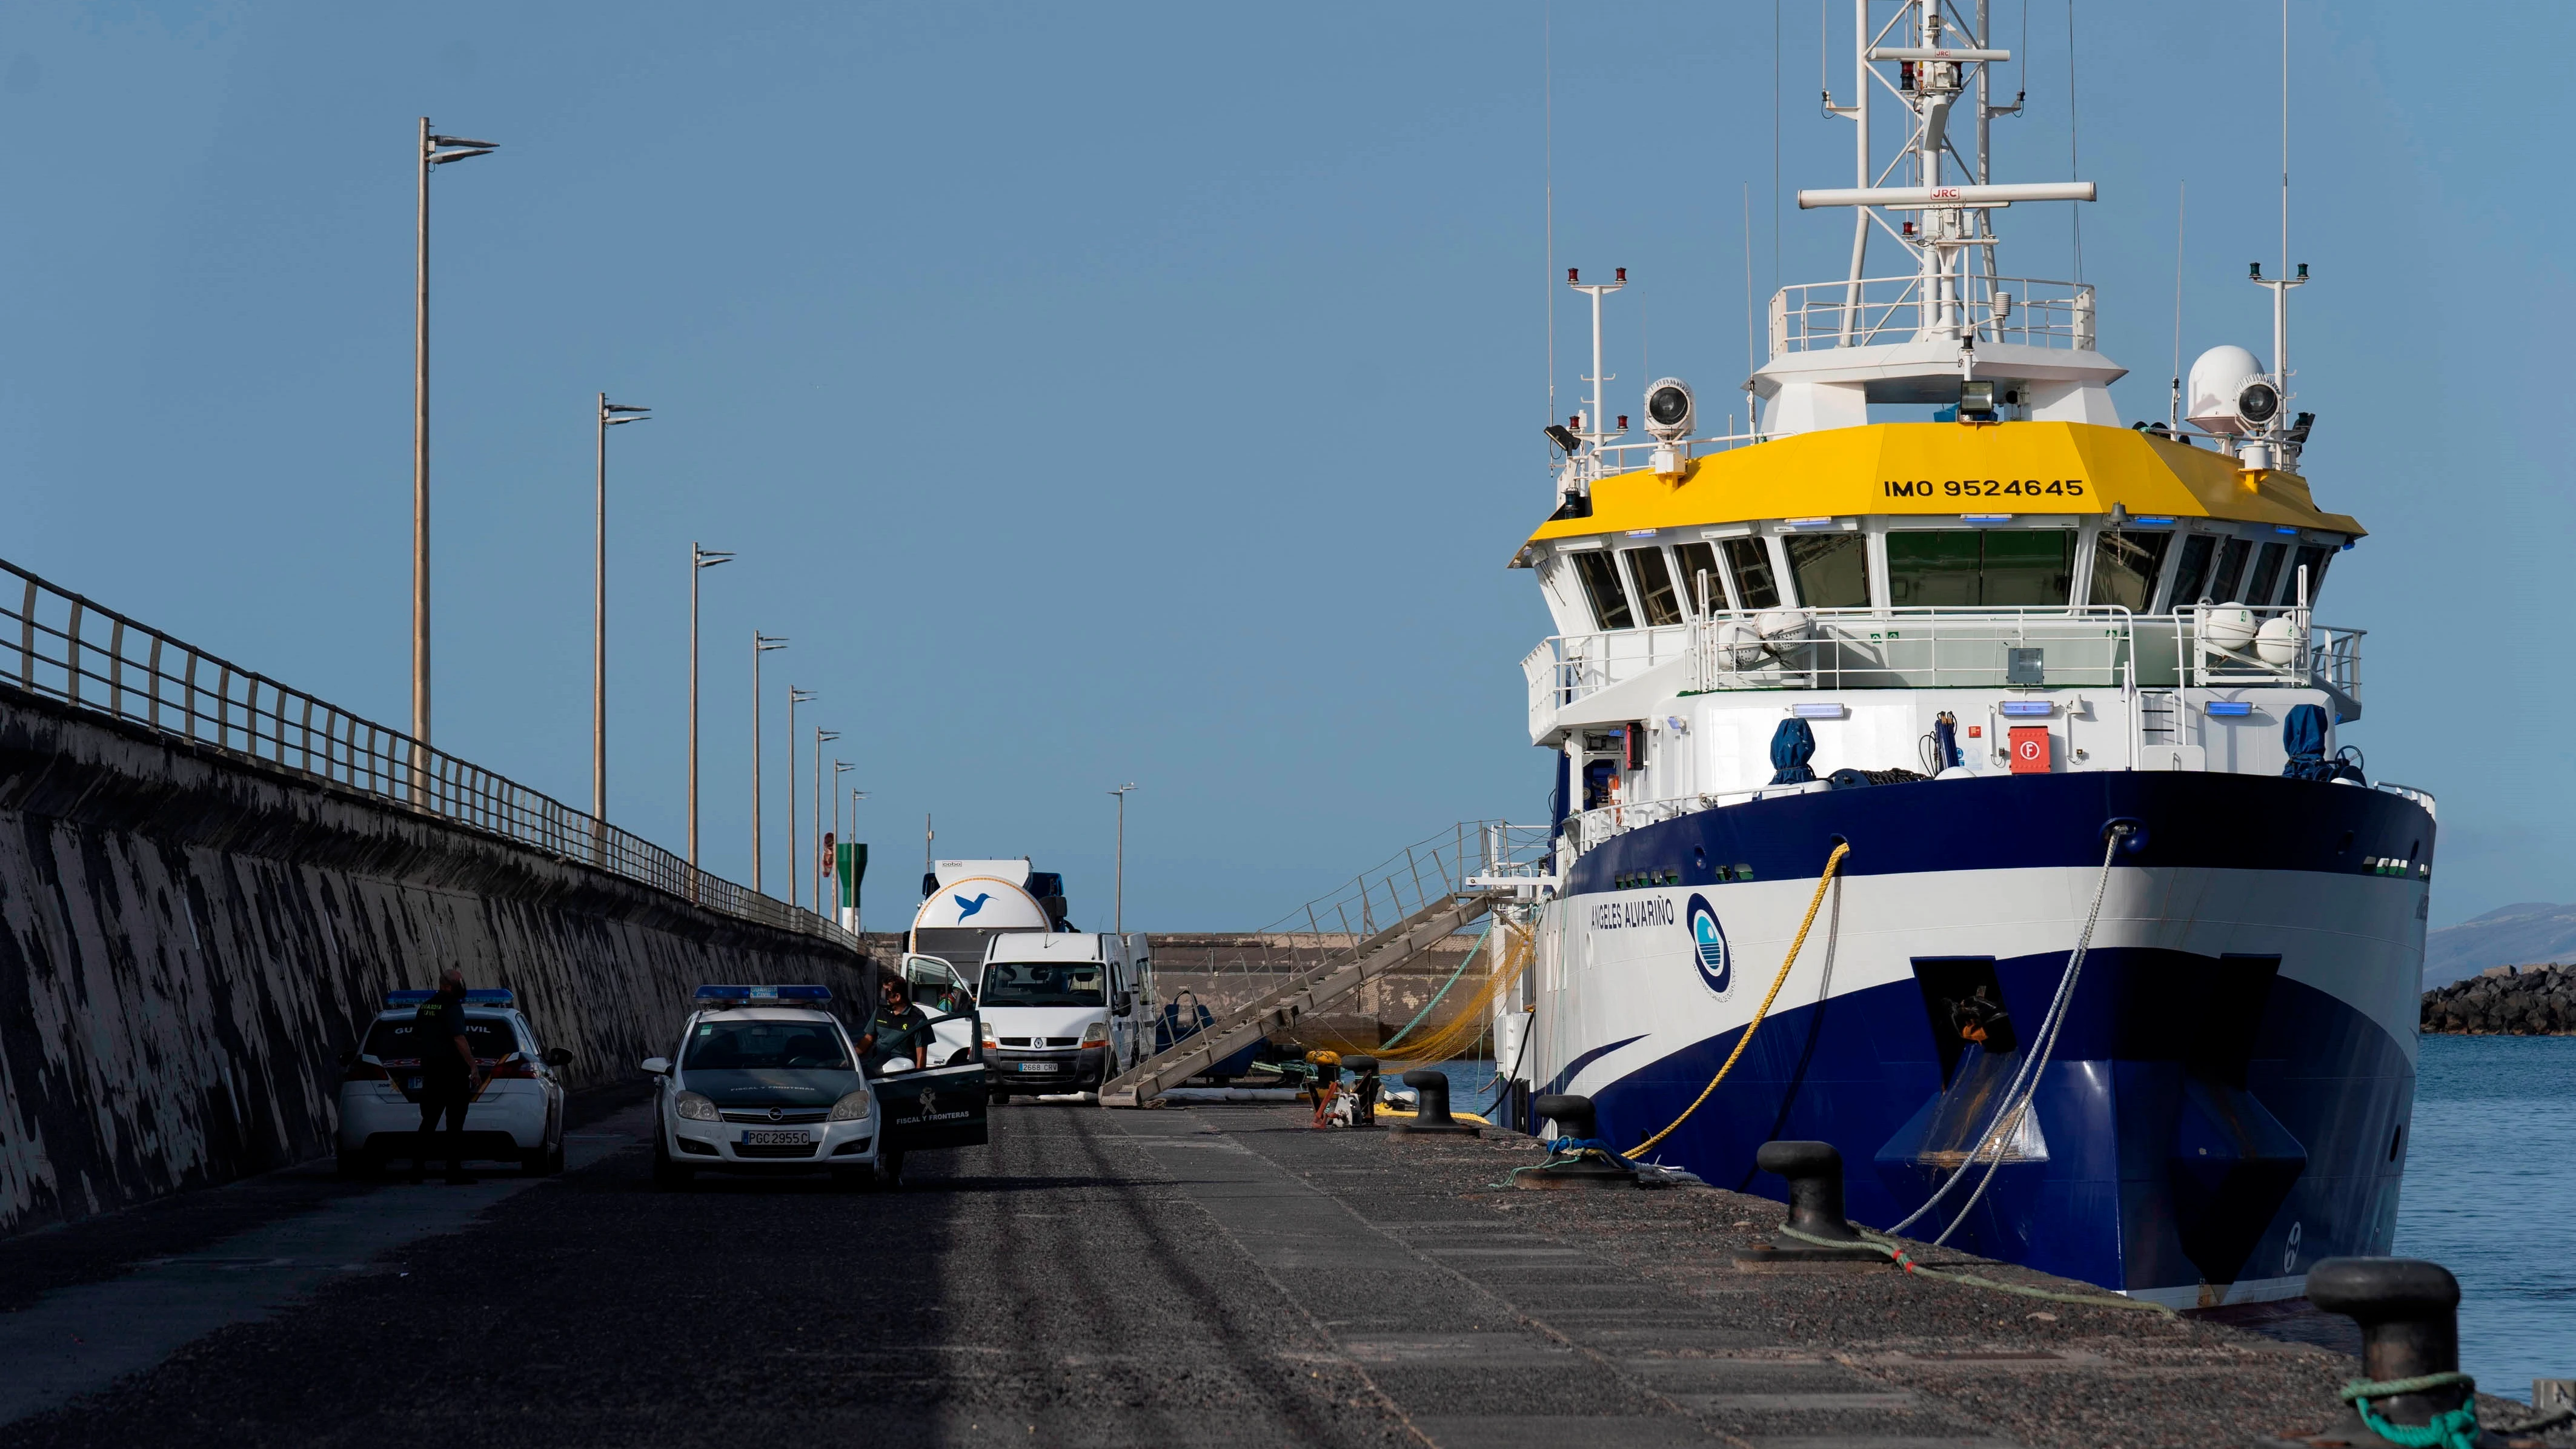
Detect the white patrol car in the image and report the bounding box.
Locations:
[336,988,573,1177]
[643,984,989,1190]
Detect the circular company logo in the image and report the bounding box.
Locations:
[1685,894,1731,996]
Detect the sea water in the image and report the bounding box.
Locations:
[2392,1033,2576,1403]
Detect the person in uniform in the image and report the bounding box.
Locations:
[412,967,482,1184]
[861,974,933,1073]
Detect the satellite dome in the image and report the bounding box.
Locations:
[2186,346,2267,435]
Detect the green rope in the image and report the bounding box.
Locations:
[1776,1224,2174,1315]
[1375,917,1493,1055]
[2340,1373,2480,1449]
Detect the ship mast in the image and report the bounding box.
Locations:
[1813,0,2077,346]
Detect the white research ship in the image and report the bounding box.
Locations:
[1501,0,2431,1307]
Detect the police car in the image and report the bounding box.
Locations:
[645,983,989,1190]
[336,988,573,1177]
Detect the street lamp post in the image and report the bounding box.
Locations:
[786,687,816,908]
[593,394,648,835]
[832,760,855,869]
[752,632,788,891]
[686,543,733,875]
[1108,783,1139,933]
[849,788,871,932]
[813,728,840,912]
[412,119,497,766]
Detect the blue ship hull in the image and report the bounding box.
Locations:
[1535,771,2431,1304]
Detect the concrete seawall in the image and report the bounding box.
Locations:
[0,688,861,1236]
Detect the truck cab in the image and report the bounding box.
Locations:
[977,931,1153,1101]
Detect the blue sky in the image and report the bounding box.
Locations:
[1,2,2563,930]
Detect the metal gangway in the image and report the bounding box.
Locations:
[1099,822,1552,1108]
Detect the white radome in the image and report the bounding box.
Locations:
[2186,345,2267,434]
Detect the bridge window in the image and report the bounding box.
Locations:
[1885,529,2074,607]
[1570,549,1634,630]
[2206,536,2253,603]
[1723,537,1782,609]
[2088,528,2174,612]
[2165,534,2217,608]
[2245,540,2288,605]
[1671,542,1721,615]
[1884,530,1980,605]
[1980,530,2076,604]
[1784,532,1870,609]
[1624,548,1686,626]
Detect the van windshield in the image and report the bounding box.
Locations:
[981,961,1105,1007]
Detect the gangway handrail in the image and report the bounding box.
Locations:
[1099,887,1504,1107]
[0,555,855,949]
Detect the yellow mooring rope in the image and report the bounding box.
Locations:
[1625,841,1850,1158]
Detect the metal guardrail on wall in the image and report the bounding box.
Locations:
[0,558,856,949]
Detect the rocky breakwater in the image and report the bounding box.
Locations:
[2420,963,2576,1034]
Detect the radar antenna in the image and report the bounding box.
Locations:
[1806,0,2088,347]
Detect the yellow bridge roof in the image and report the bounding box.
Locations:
[1523,420,2363,549]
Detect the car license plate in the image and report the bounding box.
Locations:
[1014,1063,1060,1073]
[742,1129,809,1146]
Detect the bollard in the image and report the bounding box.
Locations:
[1344,1056,1383,1128]
[1512,1093,1638,1189]
[2264,1258,2501,1448]
[1390,1069,1480,1137]
[1734,1141,1885,1265]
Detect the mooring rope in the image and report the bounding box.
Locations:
[1622,841,1851,1158]
[1885,824,2131,1245]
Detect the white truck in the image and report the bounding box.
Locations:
[976,930,1154,1102]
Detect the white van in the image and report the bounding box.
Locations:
[977,932,1152,1101]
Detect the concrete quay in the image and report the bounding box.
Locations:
[10,1094,2545,1448]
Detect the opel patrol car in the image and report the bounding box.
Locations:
[644,984,989,1190]
[336,987,573,1177]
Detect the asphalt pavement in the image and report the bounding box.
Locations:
[0,1095,2452,1449]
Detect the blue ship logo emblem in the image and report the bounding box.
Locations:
[1685,894,1731,996]
[954,892,991,919]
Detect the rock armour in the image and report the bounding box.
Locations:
[2420,963,2576,1034]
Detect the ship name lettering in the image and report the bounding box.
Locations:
[1590,898,1675,930]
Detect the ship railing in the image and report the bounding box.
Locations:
[1693,606,2140,693]
[0,556,857,949]
[1525,626,1698,740]
[1769,274,2095,355]
[1562,787,1778,857]
[1528,606,2364,735]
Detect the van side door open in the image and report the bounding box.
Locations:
[877,1009,989,1152]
